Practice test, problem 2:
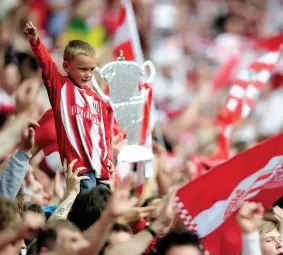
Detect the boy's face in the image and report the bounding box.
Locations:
[63,54,97,86]
[261,229,283,255]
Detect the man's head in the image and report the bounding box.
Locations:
[35,220,84,254]
[100,224,133,255]
[63,40,97,86]
[68,187,111,231]
[156,231,202,255]
[108,224,132,246]
[0,197,25,255]
[258,221,283,255]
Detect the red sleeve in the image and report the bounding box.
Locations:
[101,101,113,161]
[29,38,66,106]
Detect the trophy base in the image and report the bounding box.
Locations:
[117,144,154,163]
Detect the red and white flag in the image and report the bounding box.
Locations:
[176,133,283,255]
[211,49,282,161]
[113,0,143,63]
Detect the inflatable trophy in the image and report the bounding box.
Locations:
[94,51,156,165]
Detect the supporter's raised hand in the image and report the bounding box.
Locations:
[154,188,177,228]
[17,211,45,240]
[237,202,264,233]
[273,206,283,223]
[23,21,38,42]
[117,206,156,224]
[112,134,127,159]
[54,171,64,200]
[152,140,166,156]
[64,159,90,196]
[25,166,51,206]
[20,120,39,153]
[105,175,138,219]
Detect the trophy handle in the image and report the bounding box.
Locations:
[142,61,156,84]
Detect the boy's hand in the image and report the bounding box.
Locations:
[273,206,283,223]
[23,21,38,42]
[106,159,114,172]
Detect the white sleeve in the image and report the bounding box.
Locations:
[242,232,262,255]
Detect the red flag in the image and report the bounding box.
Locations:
[255,34,283,52]
[212,54,240,91]
[176,133,283,255]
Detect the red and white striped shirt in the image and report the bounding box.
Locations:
[30,38,112,179]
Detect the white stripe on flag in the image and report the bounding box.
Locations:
[257,70,272,84]
[241,104,251,118]
[230,85,246,98]
[123,0,144,63]
[245,85,260,100]
[237,70,253,82]
[258,52,279,65]
[224,125,232,138]
[226,98,238,111]
[113,18,131,47]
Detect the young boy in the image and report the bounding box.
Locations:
[23,21,113,192]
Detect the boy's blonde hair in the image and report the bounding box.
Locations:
[64,40,96,62]
[258,220,276,234]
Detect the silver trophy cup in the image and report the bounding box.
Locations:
[95,53,156,163]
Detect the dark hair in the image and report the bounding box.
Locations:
[142,196,162,207]
[112,224,133,235]
[156,231,202,255]
[36,228,57,254]
[68,187,111,231]
[23,203,45,217]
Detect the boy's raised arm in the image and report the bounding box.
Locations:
[23,21,64,87]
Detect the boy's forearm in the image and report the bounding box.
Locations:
[29,37,61,83]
